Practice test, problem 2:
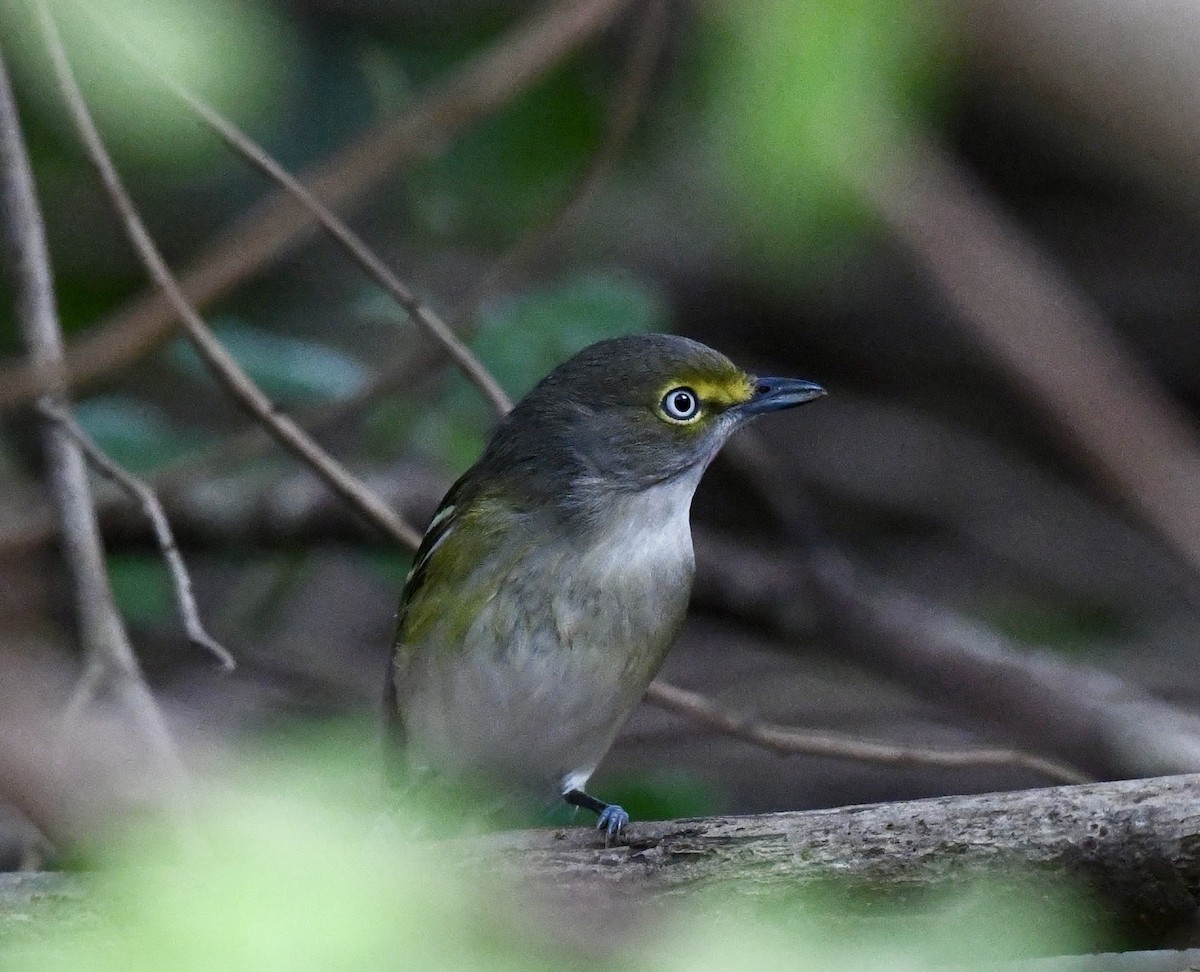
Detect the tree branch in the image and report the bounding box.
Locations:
[861,137,1200,583]
[643,680,1089,785]
[34,0,423,550]
[0,41,179,770]
[0,0,637,408]
[485,773,1200,941]
[116,0,665,510]
[692,532,1200,782]
[103,40,512,418]
[35,402,234,671]
[717,433,1200,782]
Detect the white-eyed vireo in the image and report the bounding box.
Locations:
[385,334,824,836]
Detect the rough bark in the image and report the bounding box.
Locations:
[479,774,1200,941]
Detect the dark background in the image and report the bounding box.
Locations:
[3,0,1200,859]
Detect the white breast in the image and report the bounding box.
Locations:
[579,469,701,583]
[402,465,705,800]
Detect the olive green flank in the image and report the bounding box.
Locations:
[400,497,515,647]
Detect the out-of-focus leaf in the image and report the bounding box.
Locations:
[405,61,604,244]
[75,396,207,473]
[583,770,724,823]
[0,0,295,168]
[701,0,955,270]
[475,272,668,397]
[0,737,1095,970]
[372,272,668,472]
[359,551,414,590]
[978,598,1128,656]
[169,319,369,406]
[107,553,172,627]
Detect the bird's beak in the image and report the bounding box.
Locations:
[739,376,826,416]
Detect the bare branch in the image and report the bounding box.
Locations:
[0,41,179,769]
[36,402,234,671]
[138,0,665,501]
[34,0,423,551]
[645,679,1091,785]
[0,0,637,408]
[692,531,1200,782]
[486,773,1200,942]
[861,136,1200,582]
[92,36,512,419]
[716,431,1200,780]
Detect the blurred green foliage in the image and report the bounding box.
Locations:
[586,769,725,823]
[359,550,415,592]
[366,271,668,473]
[978,597,1130,656]
[106,553,172,628]
[699,0,955,272]
[169,319,370,407]
[0,736,1095,971]
[0,0,295,168]
[75,396,208,472]
[406,62,606,246]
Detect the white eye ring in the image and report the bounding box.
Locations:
[661,386,700,421]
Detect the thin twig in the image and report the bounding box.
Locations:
[91,30,511,417]
[0,40,180,770]
[456,0,668,313]
[142,0,667,495]
[645,680,1090,785]
[0,0,671,548]
[0,0,637,408]
[35,0,423,550]
[36,401,235,671]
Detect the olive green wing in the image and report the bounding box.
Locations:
[383,479,512,758]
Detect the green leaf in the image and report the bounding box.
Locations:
[75,396,207,473]
[107,553,173,628]
[701,0,954,269]
[475,271,667,397]
[378,271,668,473]
[169,319,370,406]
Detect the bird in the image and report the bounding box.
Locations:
[384,333,824,837]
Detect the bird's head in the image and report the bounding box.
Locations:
[476,334,824,507]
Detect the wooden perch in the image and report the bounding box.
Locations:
[484,774,1200,941]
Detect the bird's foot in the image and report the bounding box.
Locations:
[564,788,630,844]
[595,803,630,841]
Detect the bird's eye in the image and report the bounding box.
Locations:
[661,386,700,422]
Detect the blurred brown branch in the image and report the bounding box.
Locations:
[644,679,1088,784]
[0,0,637,409]
[21,448,1135,783]
[459,0,668,313]
[693,532,1200,782]
[716,428,1200,780]
[35,402,234,672]
[130,60,513,418]
[0,43,180,775]
[862,137,1200,583]
[35,0,424,549]
[119,0,665,505]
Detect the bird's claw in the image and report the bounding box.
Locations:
[596,804,629,842]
